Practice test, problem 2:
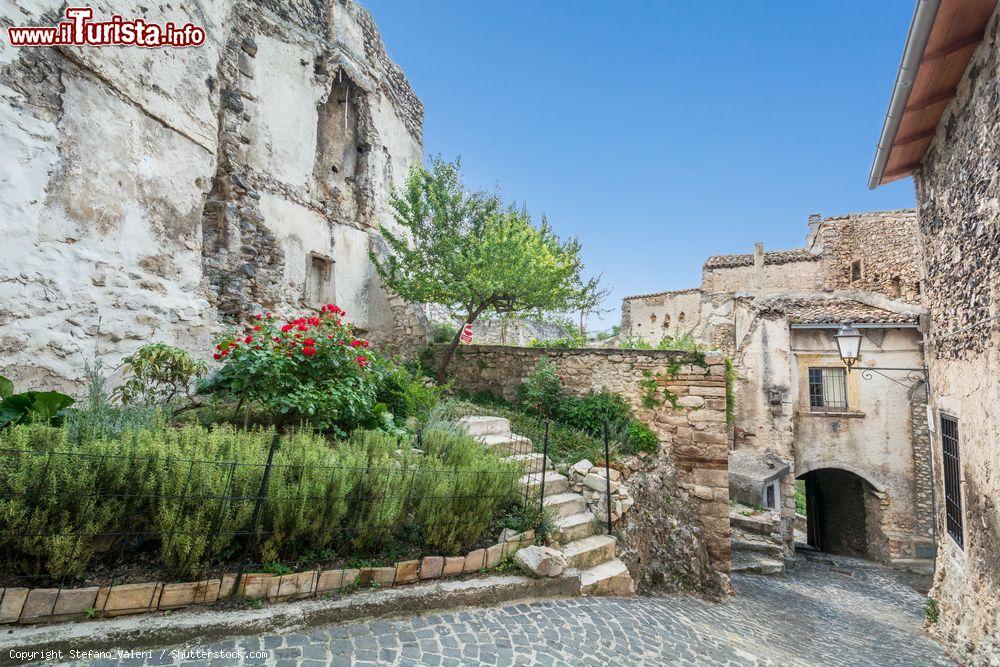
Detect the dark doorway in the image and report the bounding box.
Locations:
[799,469,870,557]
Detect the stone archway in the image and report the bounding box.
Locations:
[797,468,884,559]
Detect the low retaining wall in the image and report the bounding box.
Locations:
[439,345,732,578]
[0,532,535,625]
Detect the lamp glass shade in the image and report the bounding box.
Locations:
[835,323,862,365]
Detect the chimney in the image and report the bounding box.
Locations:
[754,242,765,291]
[806,212,823,252]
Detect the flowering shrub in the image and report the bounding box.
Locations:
[211,305,383,434]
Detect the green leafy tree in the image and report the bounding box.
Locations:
[372,158,587,381]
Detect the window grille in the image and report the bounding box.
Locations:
[808,367,848,412]
[941,415,964,549]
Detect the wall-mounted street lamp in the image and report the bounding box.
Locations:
[834,322,863,370]
[834,321,928,389]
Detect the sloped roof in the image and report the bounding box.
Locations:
[703,248,820,270]
[870,0,997,186]
[779,298,919,325]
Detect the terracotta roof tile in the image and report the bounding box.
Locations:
[778,298,918,325]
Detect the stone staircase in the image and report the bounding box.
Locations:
[730,503,785,575]
[457,416,634,596]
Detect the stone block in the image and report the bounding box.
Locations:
[514,546,566,578]
[443,557,465,576]
[158,582,199,609]
[693,485,714,500]
[464,548,486,573]
[569,459,594,480]
[584,473,619,493]
[269,571,316,600]
[589,466,621,482]
[95,583,162,617]
[485,544,504,569]
[21,587,97,620]
[359,567,396,587]
[0,588,28,623]
[690,385,727,397]
[316,569,359,593]
[694,468,729,487]
[394,560,420,585]
[692,430,728,445]
[688,409,726,423]
[677,395,705,408]
[238,573,274,600]
[419,556,444,580]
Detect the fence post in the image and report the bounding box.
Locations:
[603,418,612,535]
[230,431,281,602]
[538,418,550,522]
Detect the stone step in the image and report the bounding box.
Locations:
[580,558,635,596]
[553,511,597,543]
[562,534,617,570]
[505,452,551,474]
[890,558,935,576]
[521,471,568,496]
[731,553,784,576]
[542,492,587,520]
[732,529,784,560]
[729,507,777,536]
[456,415,510,437]
[480,433,533,456]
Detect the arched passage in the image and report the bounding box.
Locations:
[798,468,882,558]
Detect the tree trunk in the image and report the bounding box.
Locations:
[436,309,481,383]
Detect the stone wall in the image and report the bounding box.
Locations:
[437,345,732,581]
[818,210,922,303]
[701,257,823,295]
[912,6,1000,663]
[0,0,427,393]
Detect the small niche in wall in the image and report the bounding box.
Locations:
[850,259,863,282]
[890,276,902,298]
[306,252,335,306]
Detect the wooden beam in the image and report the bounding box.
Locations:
[894,127,936,146]
[922,30,985,62]
[883,162,923,181]
[906,88,958,112]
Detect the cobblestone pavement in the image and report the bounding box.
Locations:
[57,553,952,666]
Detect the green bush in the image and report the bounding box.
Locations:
[430,322,458,344]
[116,343,207,407]
[0,421,518,580]
[0,375,74,429]
[414,428,519,553]
[517,356,563,417]
[372,362,440,425]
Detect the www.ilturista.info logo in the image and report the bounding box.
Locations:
[7,7,206,48]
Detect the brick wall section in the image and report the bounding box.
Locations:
[439,345,732,575]
[819,210,922,303]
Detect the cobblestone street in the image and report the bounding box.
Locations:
[58,554,950,666]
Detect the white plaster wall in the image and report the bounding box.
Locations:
[0,40,217,393]
[248,35,325,190]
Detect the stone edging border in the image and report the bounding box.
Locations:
[0,531,535,625]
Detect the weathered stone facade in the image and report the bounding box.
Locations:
[0,0,426,393]
[620,211,935,575]
[436,345,732,588]
[910,7,1000,662]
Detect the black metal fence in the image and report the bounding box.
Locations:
[0,416,620,621]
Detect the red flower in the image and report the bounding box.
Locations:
[213,353,222,360]
[304,338,315,346]
[244,336,253,344]
[302,346,317,357]
[355,354,368,367]
[253,325,261,331]
[255,313,263,320]
[297,324,308,332]
[281,324,293,333]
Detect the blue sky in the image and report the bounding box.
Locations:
[364,1,918,329]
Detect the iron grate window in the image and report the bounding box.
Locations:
[808,367,848,412]
[941,415,964,549]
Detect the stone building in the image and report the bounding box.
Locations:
[870,0,999,661]
[0,0,427,393]
[620,210,936,574]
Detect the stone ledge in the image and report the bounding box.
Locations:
[0,575,581,662]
